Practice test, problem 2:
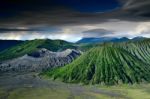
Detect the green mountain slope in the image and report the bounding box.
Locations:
[44,46,150,85]
[0,39,76,61]
[116,39,150,64]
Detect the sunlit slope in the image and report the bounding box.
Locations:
[0,39,76,61]
[44,46,150,85]
[116,39,150,64]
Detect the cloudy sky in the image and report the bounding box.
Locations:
[0,0,150,42]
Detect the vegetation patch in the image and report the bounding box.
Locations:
[0,39,76,61]
[43,44,150,85]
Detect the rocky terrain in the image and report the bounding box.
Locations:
[0,48,81,72]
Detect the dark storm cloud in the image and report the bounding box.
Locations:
[0,26,59,33]
[82,29,114,37]
[122,0,150,17]
[0,24,61,34]
[0,0,120,27]
[0,0,150,28]
[1,0,150,41]
[0,28,39,33]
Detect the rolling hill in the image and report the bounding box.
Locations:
[0,39,76,61]
[43,41,150,85]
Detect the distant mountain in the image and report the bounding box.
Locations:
[132,36,147,41]
[0,40,24,51]
[0,48,81,72]
[110,37,129,42]
[0,39,76,61]
[76,37,129,43]
[76,37,147,44]
[77,37,107,43]
[44,39,150,85]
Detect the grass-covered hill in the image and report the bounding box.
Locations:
[116,39,150,64]
[0,39,76,61]
[43,45,150,85]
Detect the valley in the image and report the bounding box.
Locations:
[0,72,150,99]
[0,72,126,99]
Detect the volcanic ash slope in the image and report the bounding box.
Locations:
[0,48,81,72]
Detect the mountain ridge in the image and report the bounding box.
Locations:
[76,37,147,44]
[43,41,150,85]
[0,39,76,61]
